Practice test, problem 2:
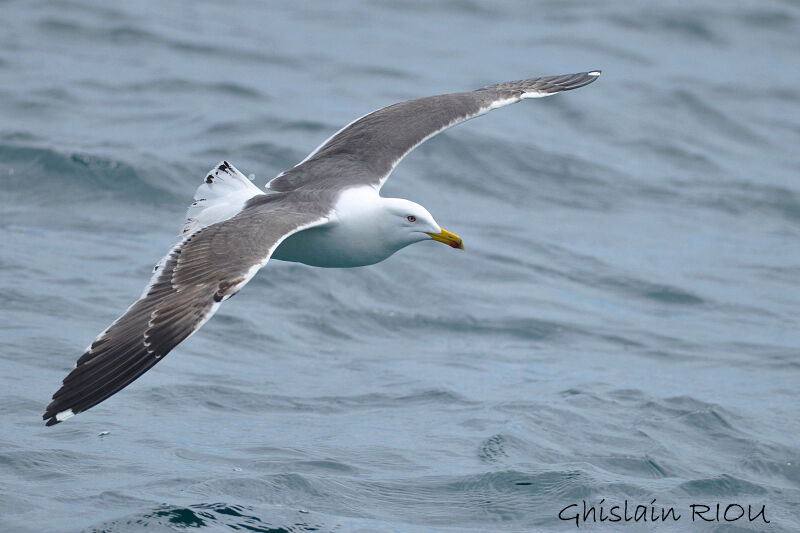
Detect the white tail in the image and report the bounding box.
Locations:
[182,161,264,236]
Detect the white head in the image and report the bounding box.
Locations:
[381,198,464,251]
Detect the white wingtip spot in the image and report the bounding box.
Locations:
[588,71,601,76]
[56,408,75,422]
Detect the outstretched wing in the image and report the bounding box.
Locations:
[268,70,600,193]
[44,163,329,425]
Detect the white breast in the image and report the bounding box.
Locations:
[272,186,399,268]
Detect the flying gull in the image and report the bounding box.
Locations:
[44,70,601,426]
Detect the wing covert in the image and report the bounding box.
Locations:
[268,70,600,192]
[44,191,328,426]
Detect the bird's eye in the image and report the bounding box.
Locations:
[407,215,416,223]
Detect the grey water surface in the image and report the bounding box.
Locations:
[1,1,799,531]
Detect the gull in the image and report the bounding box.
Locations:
[43,70,600,425]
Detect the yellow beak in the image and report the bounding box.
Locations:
[426,227,464,250]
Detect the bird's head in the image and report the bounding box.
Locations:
[382,198,464,250]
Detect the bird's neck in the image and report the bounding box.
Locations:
[334,187,407,250]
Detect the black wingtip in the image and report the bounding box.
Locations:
[581,70,602,87]
[44,396,78,426]
[43,405,63,426]
[43,404,62,426]
[544,70,602,93]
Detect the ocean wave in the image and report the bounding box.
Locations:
[0,144,181,205]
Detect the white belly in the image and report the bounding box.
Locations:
[272,186,419,268]
[272,220,396,268]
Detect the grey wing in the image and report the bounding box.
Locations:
[43,198,328,425]
[268,70,601,192]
